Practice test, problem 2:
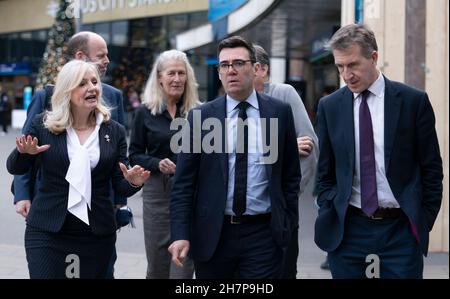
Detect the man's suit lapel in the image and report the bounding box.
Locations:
[257,93,275,182]
[383,77,402,174]
[340,88,355,168]
[211,96,228,186]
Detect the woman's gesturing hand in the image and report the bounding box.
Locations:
[119,162,151,187]
[16,135,50,155]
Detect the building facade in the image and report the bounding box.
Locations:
[0,0,209,109]
[0,0,343,116]
[0,0,447,252]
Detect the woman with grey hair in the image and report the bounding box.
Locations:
[129,49,199,279]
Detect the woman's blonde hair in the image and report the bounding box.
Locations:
[141,49,199,117]
[44,60,111,134]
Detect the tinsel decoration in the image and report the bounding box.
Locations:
[35,0,75,89]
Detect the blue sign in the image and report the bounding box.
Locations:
[205,55,219,65]
[23,86,33,110]
[0,62,31,75]
[208,0,247,21]
[355,0,363,22]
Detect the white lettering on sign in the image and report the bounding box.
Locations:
[62,0,182,16]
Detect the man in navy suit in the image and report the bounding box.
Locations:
[13,31,125,278]
[168,36,301,278]
[314,23,443,278]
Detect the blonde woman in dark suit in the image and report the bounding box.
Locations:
[7,60,150,279]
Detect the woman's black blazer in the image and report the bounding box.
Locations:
[7,113,141,235]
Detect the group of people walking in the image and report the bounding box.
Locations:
[7,23,443,279]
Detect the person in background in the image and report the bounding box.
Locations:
[253,44,319,278]
[13,31,127,278]
[6,60,150,278]
[129,49,199,279]
[315,23,443,278]
[123,85,141,133]
[0,84,10,135]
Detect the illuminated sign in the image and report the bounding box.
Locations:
[0,63,31,75]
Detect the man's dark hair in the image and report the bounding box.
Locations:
[66,33,90,58]
[217,35,256,63]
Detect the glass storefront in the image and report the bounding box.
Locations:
[0,11,208,109]
[0,0,341,119]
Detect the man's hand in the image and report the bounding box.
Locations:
[168,240,190,267]
[15,200,31,218]
[297,136,314,157]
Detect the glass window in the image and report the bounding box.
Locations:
[32,30,47,42]
[130,18,156,48]
[0,35,8,61]
[10,33,21,61]
[94,22,110,43]
[188,11,208,28]
[111,21,128,46]
[81,24,94,31]
[20,32,32,40]
[167,14,188,33]
[21,39,33,60]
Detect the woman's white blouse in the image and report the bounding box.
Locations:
[65,113,103,225]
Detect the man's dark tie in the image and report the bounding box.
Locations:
[233,101,249,216]
[359,90,379,216]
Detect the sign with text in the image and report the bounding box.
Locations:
[0,63,31,75]
[0,0,208,34]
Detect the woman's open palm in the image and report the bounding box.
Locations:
[16,135,50,155]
